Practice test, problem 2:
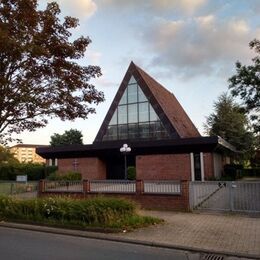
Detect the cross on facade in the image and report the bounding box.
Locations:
[72,158,79,171]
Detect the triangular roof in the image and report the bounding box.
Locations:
[94,62,200,142]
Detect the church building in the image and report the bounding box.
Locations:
[37,62,235,181]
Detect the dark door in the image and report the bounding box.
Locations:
[106,154,136,180]
[194,153,202,181]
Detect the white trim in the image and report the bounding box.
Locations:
[200,152,205,181]
[190,153,195,181]
[55,158,58,166]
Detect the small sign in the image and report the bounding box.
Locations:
[16,175,27,182]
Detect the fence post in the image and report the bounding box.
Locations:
[181,180,190,211]
[38,179,45,197]
[136,180,144,195]
[83,180,90,194]
[229,181,235,211]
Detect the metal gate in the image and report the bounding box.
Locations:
[189,181,260,213]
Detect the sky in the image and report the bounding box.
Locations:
[13,0,260,145]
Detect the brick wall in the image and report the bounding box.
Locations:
[39,180,190,211]
[136,154,191,180]
[203,153,214,180]
[58,157,106,180]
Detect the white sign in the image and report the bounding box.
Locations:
[16,175,27,182]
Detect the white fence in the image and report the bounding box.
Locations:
[144,181,181,194]
[43,180,182,195]
[190,181,260,213]
[90,180,136,193]
[44,181,83,193]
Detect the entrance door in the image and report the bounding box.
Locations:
[106,154,136,180]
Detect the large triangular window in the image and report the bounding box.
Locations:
[102,75,169,141]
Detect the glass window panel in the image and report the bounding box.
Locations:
[128,103,138,123]
[103,125,117,141]
[150,104,159,121]
[118,105,127,124]
[129,76,136,84]
[149,121,162,139]
[118,124,128,140]
[139,123,150,138]
[138,86,147,102]
[109,109,117,125]
[127,84,137,103]
[119,91,127,105]
[128,123,138,139]
[139,102,149,122]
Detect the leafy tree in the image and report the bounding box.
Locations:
[229,39,260,134]
[204,93,254,159]
[0,146,19,164]
[50,129,83,146]
[0,0,104,145]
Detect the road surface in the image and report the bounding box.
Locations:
[0,226,192,260]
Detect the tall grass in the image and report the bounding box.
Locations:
[0,196,161,230]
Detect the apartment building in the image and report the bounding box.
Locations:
[10,144,47,164]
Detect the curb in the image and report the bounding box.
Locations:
[0,222,259,260]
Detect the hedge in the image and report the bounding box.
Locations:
[0,163,57,181]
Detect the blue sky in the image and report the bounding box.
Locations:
[14,0,260,145]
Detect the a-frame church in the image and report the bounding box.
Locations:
[37,62,236,181]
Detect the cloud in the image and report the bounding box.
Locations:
[141,15,259,78]
[98,0,207,14]
[42,0,97,19]
[153,0,207,14]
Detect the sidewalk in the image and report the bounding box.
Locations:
[112,210,260,258]
[0,211,259,259]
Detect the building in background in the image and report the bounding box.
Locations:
[10,144,47,164]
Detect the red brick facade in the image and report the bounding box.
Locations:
[58,157,106,180]
[136,154,191,180]
[57,153,216,181]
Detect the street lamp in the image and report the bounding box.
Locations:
[120,144,131,180]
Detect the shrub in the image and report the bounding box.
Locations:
[127,166,136,180]
[241,168,260,177]
[223,164,243,180]
[0,163,57,180]
[46,171,81,181]
[0,196,161,230]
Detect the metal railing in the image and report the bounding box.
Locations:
[44,181,83,193]
[189,181,260,213]
[90,180,136,193]
[41,179,184,196]
[0,181,39,195]
[144,181,181,194]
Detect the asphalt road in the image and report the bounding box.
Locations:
[0,227,193,260]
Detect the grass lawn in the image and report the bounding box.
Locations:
[0,182,12,195]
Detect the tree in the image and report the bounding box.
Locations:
[50,129,83,146]
[204,93,254,159]
[0,146,19,164]
[228,39,260,134]
[0,0,104,145]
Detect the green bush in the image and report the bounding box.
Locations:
[0,196,161,230]
[127,166,136,180]
[0,163,57,180]
[223,164,243,180]
[241,168,260,177]
[47,171,81,181]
